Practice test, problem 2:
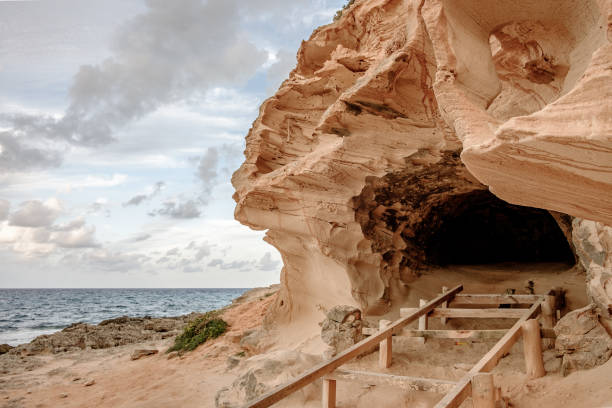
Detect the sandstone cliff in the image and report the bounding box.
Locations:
[232,0,612,332]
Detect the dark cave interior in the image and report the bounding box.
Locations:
[422,190,575,266]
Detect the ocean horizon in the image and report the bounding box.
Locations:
[0,288,250,346]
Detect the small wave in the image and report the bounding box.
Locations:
[30,323,67,330]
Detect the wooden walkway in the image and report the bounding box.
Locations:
[241,285,557,408]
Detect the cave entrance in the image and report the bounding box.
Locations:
[422,190,575,266]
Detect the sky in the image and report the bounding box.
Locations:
[0,0,345,288]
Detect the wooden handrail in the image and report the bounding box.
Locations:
[242,284,463,408]
[400,307,530,318]
[450,294,542,305]
[433,296,545,408]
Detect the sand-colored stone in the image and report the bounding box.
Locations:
[232,0,612,337]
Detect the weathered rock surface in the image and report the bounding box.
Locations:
[239,329,270,355]
[232,0,612,334]
[555,304,612,374]
[215,350,321,407]
[423,0,612,225]
[572,218,612,321]
[320,305,364,357]
[130,349,159,360]
[7,314,202,356]
[0,344,13,355]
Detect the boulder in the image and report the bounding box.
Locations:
[215,350,321,407]
[239,329,270,355]
[555,304,612,374]
[320,305,364,358]
[130,349,159,360]
[0,344,13,355]
[10,314,197,355]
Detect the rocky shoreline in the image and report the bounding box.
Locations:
[1,314,199,357]
[0,285,280,357]
[0,285,279,377]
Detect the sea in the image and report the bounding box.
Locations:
[0,288,249,346]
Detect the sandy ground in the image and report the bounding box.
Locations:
[2,264,611,408]
[0,290,276,408]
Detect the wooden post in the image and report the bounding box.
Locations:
[322,379,336,408]
[441,287,449,325]
[540,295,556,349]
[417,299,428,344]
[379,319,392,369]
[471,373,495,408]
[521,319,545,378]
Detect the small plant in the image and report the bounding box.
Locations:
[333,0,356,21]
[167,311,228,352]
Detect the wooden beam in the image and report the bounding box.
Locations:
[325,369,457,394]
[402,329,508,340]
[471,373,495,408]
[242,284,463,408]
[540,295,556,349]
[417,299,428,344]
[362,327,556,339]
[469,300,542,373]
[441,286,449,325]
[400,307,528,319]
[434,299,543,408]
[322,379,336,408]
[378,319,392,369]
[522,319,546,378]
[433,377,472,408]
[450,294,542,305]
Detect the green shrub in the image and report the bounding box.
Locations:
[333,0,356,21]
[167,311,228,352]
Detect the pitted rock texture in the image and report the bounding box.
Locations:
[422,0,612,224]
[233,0,612,331]
[555,304,612,374]
[572,218,612,321]
[320,305,364,357]
[7,315,199,355]
[215,350,321,408]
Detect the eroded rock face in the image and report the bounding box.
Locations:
[232,0,612,335]
[215,350,321,408]
[425,0,612,224]
[555,304,612,374]
[8,315,198,355]
[572,219,612,321]
[320,305,364,357]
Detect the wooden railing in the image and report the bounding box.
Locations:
[241,286,556,408]
[241,284,464,408]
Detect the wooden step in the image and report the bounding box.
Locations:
[400,307,528,319]
[325,369,457,394]
[362,328,555,339]
[449,294,542,306]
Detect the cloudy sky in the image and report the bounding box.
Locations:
[0,0,344,288]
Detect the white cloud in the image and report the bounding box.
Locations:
[0,0,268,172]
[0,0,347,287]
[149,199,201,219]
[207,258,253,271]
[266,49,297,92]
[8,198,62,228]
[128,233,152,242]
[123,181,164,207]
[50,223,98,249]
[0,199,9,221]
[62,249,150,273]
[258,251,280,271]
